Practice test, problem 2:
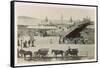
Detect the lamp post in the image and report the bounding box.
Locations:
[28,30,35,47]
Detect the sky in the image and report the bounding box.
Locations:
[15,2,96,21]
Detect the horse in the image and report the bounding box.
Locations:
[34,51,40,57]
[65,48,78,56]
[19,49,32,60]
[51,50,64,59]
[34,48,49,58]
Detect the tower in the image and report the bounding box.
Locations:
[61,14,63,23]
[45,16,48,22]
[69,16,73,23]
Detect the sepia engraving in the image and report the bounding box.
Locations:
[14,2,97,65]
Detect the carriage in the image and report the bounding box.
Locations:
[34,48,49,58]
[65,48,79,56]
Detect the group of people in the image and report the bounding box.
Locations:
[63,37,89,44]
[18,39,35,48]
